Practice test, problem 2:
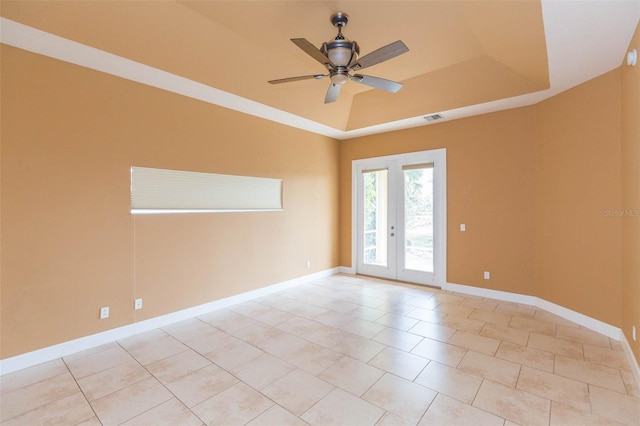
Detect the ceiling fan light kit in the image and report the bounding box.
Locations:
[268,12,409,104]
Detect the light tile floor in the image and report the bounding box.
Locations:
[1,274,639,425]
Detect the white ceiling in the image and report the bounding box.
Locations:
[1,1,639,140]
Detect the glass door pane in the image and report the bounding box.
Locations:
[403,165,433,272]
[355,148,445,286]
[363,169,388,266]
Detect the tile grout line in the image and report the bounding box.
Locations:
[3,275,638,426]
[115,340,184,425]
[0,360,97,425]
[115,336,228,425]
[61,357,102,426]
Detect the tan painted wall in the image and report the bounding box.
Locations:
[339,108,537,296]
[621,23,640,361]
[534,69,623,328]
[0,46,340,359]
[340,69,627,330]
[2,23,638,369]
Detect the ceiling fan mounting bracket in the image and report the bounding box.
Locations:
[330,12,349,29]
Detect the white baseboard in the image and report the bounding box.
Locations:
[535,298,620,339]
[620,332,640,392]
[443,282,538,306]
[0,267,340,376]
[444,281,640,386]
[4,270,639,389]
[444,281,619,338]
[338,266,356,275]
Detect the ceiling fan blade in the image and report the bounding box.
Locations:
[268,74,326,84]
[350,40,409,71]
[325,83,341,104]
[291,38,330,66]
[350,74,403,93]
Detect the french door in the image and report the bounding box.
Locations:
[354,149,446,287]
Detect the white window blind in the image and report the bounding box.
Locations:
[402,163,434,171]
[131,166,283,214]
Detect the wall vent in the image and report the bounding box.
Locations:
[424,113,444,122]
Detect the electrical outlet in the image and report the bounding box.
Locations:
[633,326,637,342]
[483,271,490,280]
[100,306,109,319]
[306,260,311,269]
[460,224,466,232]
[134,298,143,310]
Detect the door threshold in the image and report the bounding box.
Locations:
[353,273,441,291]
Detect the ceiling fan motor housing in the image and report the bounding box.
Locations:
[323,12,359,68]
[323,40,359,68]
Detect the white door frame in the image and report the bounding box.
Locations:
[351,148,447,288]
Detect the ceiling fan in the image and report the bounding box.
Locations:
[268,12,409,104]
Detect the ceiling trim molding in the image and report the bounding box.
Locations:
[1,1,638,141]
[0,18,344,139]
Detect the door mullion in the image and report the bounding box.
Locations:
[354,149,446,287]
